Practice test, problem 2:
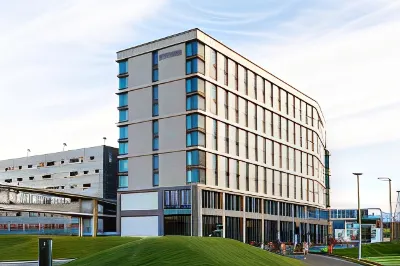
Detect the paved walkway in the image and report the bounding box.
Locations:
[304,254,361,266]
[0,259,73,266]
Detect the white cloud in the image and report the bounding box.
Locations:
[0,0,168,159]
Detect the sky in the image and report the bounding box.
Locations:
[0,0,399,213]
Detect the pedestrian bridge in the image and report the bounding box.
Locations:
[0,184,116,237]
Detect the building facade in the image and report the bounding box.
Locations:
[0,145,118,235]
[0,145,118,199]
[116,29,331,244]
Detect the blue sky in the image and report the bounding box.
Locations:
[1,0,399,213]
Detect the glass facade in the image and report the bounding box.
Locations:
[119,126,128,139]
[119,93,128,107]
[119,159,128,173]
[119,77,127,90]
[119,110,128,122]
[119,175,128,188]
[119,142,128,155]
[119,60,128,74]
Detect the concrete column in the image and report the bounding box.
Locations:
[316,224,319,244]
[92,199,98,237]
[222,192,226,238]
[78,217,83,237]
[292,204,295,243]
[116,193,121,235]
[277,202,281,241]
[242,195,246,243]
[261,199,264,244]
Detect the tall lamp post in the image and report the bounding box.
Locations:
[378,177,392,241]
[353,173,363,260]
[27,149,31,158]
[63,143,67,151]
[103,137,107,146]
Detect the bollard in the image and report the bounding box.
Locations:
[38,238,53,266]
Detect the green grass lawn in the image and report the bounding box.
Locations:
[334,242,400,266]
[67,236,304,266]
[0,235,139,261]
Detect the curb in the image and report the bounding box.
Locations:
[311,253,382,266]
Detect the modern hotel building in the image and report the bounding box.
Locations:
[116,29,331,244]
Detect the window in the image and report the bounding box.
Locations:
[211,84,217,114]
[186,94,205,111]
[152,86,159,117]
[47,161,55,166]
[95,169,100,173]
[255,167,258,193]
[235,128,239,156]
[119,60,128,74]
[119,159,128,172]
[186,77,205,94]
[17,178,23,182]
[225,157,230,188]
[186,131,205,147]
[119,126,128,139]
[119,142,128,155]
[83,183,91,188]
[186,114,205,130]
[186,58,204,74]
[234,95,239,123]
[224,90,228,119]
[28,165,32,168]
[153,155,159,186]
[29,176,34,180]
[186,41,205,58]
[210,49,217,80]
[153,120,159,151]
[212,119,217,150]
[224,56,228,85]
[246,163,249,191]
[84,171,89,174]
[119,110,128,122]
[212,154,218,186]
[119,175,128,188]
[225,124,229,154]
[244,69,248,95]
[70,158,79,163]
[119,93,128,107]
[187,168,205,183]
[90,156,95,160]
[186,150,205,166]
[245,132,249,159]
[236,161,240,189]
[119,77,127,90]
[152,51,158,82]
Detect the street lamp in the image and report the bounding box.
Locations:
[63,143,67,151]
[353,173,363,260]
[103,137,107,146]
[378,177,392,241]
[27,149,31,158]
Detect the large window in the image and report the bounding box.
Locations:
[119,159,128,173]
[186,94,205,111]
[153,120,159,151]
[187,168,205,183]
[187,150,205,167]
[153,155,159,186]
[119,77,127,90]
[119,126,128,139]
[118,175,128,188]
[152,51,159,82]
[164,189,191,209]
[119,60,128,74]
[185,41,205,75]
[186,131,205,147]
[119,110,128,122]
[186,58,204,75]
[119,142,128,155]
[186,41,205,58]
[186,77,205,94]
[186,114,205,130]
[119,93,128,107]
[152,86,159,117]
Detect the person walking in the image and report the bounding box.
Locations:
[303,241,309,259]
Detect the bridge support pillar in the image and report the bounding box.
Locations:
[92,199,98,237]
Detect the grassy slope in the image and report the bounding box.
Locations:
[67,236,304,266]
[0,236,139,261]
[334,242,400,258]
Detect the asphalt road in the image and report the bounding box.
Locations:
[304,254,361,266]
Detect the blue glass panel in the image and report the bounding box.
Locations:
[187,169,199,183]
[119,126,128,139]
[152,69,159,82]
[119,142,128,155]
[153,155,159,169]
[153,121,159,134]
[153,173,159,186]
[153,104,159,117]
[118,175,128,188]
[119,110,128,122]
[192,58,198,73]
[153,137,159,150]
[153,86,158,100]
[119,61,127,74]
[186,78,199,93]
[186,150,199,166]
[119,77,128,89]
[153,51,158,65]
[186,79,192,93]
[186,42,193,57]
[119,159,128,172]
[119,93,128,107]
[186,95,199,111]
[186,60,192,74]
[192,42,198,55]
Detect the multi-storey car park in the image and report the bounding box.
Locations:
[116,28,331,245]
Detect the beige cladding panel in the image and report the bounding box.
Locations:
[128,155,152,190]
[159,151,186,187]
[159,115,186,151]
[128,53,152,88]
[158,43,186,81]
[129,122,152,156]
[128,86,152,121]
[159,79,185,116]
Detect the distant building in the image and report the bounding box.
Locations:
[0,145,118,199]
[116,29,331,244]
[330,208,383,243]
[0,145,118,235]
